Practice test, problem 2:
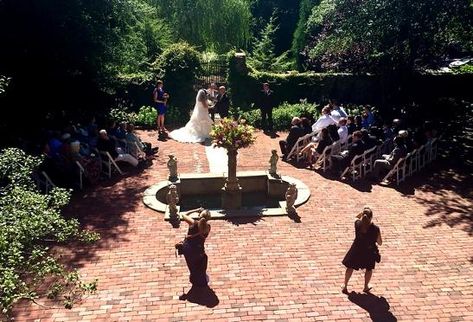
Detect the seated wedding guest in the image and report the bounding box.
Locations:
[347,116,357,134]
[331,131,365,173]
[361,129,378,150]
[327,123,340,142]
[300,117,313,134]
[398,130,413,152]
[372,136,407,180]
[362,106,375,128]
[382,122,394,141]
[330,99,348,119]
[392,118,402,134]
[312,106,337,132]
[125,123,152,159]
[279,117,305,160]
[299,127,333,165]
[338,118,349,144]
[70,140,101,185]
[97,129,139,167]
[48,131,63,159]
[355,115,363,131]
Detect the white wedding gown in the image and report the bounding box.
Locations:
[169,90,214,143]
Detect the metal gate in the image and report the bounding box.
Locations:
[196,58,228,89]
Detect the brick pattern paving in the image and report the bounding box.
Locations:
[13,130,473,321]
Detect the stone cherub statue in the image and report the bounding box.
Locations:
[268,149,279,176]
[167,154,178,181]
[285,183,298,215]
[166,184,179,223]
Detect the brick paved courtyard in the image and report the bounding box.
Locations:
[14,129,473,321]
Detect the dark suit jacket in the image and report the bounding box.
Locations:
[347,140,365,163]
[215,93,230,116]
[387,144,407,165]
[286,125,305,152]
[259,90,276,111]
[97,137,118,159]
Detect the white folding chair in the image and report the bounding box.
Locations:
[340,154,363,181]
[315,144,333,172]
[428,138,438,162]
[331,140,341,156]
[75,161,86,190]
[408,149,418,176]
[417,145,426,170]
[362,146,378,176]
[99,151,123,178]
[382,156,407,185]
[34,171,56,194]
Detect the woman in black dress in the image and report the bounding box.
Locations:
[181,208,211,287]
[342,207,382,294]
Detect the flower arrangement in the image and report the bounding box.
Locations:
[210,118,256,150]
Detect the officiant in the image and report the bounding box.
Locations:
[214,86,230,119]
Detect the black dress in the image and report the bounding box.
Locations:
[182,222,210,287]
[342,220,380,270]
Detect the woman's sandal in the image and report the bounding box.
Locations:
[363,286,372,293]
[341,286,348,294]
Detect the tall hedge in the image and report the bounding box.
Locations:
[152,42,202,111]
[228,53,473,110]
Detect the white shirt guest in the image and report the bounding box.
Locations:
[312,106,337,132]
[338,118,349,144]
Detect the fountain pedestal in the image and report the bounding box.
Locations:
[221,148,242,209]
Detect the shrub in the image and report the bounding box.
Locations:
[152,42,202,111]
[136,106,157,128]
[108,107,138,124]
[0,148,98,316]
[241,102,320,131]
[166,105,191,127]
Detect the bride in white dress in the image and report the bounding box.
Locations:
[169,89,214,143]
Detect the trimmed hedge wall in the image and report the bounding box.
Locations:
[228,53,473,111]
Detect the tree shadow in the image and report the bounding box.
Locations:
[347,291,397,322]
[179,286,219,308]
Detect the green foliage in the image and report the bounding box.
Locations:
[152,42,202,110]
[292,0,320,69]
[249,14,295,72]
[305,0,473,72]
[250,0,302,55]
[166,105,191,127]
[0,148,99,315]
[136,106,157,128]
[452,63,473,74]
[109,107,138,124]
[0,75,11,96]
[156,0,251,52]
[241,102,319,131]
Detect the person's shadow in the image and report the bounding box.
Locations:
[348,292,397,322]
[179,286,219,308]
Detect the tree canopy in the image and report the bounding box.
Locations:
[304,0,473,73]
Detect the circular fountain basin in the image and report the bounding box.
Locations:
[143,171,310,220]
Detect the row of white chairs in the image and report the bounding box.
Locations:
[382,137,439,185]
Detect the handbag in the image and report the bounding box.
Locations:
[175,241,184,256]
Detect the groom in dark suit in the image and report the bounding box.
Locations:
[215,86,230,119]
